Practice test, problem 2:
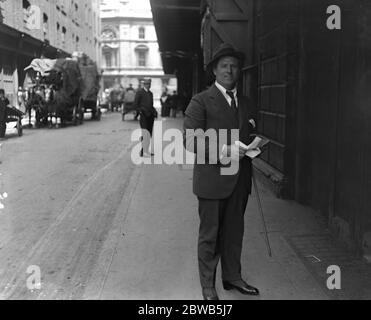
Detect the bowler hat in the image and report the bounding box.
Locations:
[207,43,245,69]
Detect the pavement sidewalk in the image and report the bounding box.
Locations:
[84,117,352,300]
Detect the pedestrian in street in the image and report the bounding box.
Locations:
[0,89,10,139]
[124,83,137,120]
[183,43,259,300]
[169,90,178,118]
[101,89,110,110]
[110,86,123,112]
[160,87,170,117]
[134,78,157,157]
[179,90,191,117]
[134,80,145,120]
[17,87,26,113]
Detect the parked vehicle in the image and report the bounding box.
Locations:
[77,55,101,121]
[24,55,101,127]
[122,87,137,121]
[0,105,24,137]
[0,89,23,138]
[109,87,124,112]
[25,58,82,127]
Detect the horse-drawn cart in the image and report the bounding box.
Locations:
[24,55,100,127]
[24,58,83,127]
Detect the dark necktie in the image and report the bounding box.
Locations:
[226,90,237,111]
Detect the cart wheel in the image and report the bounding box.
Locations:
[17,119,23,137]
[96,109,101,121]
[72,106,78,126]
[80,109,84,125]
[77,98,83,125]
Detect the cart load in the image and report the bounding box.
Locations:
[77,56,101,120]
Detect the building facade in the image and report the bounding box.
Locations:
[0,0,101,105]
[100,0,173,103]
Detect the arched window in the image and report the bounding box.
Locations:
[62,26,66,44]
[102,44,117,68]
[138,51,146,66]
[138,26,145,39]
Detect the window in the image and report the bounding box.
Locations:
[62,26,66,44]
[43,13,48,38]
[23,0,30,9]
[104,52,112,68]
[23,0,31,26]
[138,51,146,67]
[138,26,145,39]
[135,45,148,67]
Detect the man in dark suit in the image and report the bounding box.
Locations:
[133,78,157,157]
[183,43,260,300]
[0,89,10,139]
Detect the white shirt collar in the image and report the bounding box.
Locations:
[215,81,237,95]
[214,81,238,107]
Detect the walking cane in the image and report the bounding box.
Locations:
[252,170,272,257]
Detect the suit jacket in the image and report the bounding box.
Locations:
[0,97,10,122]
[133,88,155,117]
[183,84,256,199]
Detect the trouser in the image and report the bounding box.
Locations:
[134,110,140,119]
[197,174,249,288]
[139,114,154,154]
[0,123,6,138]
[171,107,177,118]
[0,107,6,138]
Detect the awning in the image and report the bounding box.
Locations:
[150,0,202,74]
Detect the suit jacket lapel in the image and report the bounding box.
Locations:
[208,85,231,112]
[208,85,239,128]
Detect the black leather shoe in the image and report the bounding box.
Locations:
[223,280,259,295]
[202,287,219,300]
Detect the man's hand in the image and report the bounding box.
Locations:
[223,145,246,161]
